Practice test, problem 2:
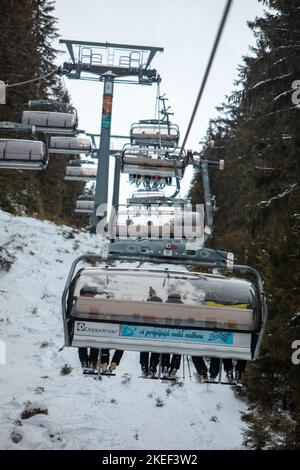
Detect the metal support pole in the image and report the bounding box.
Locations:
[201,160,214,240]
[112,155,121,209]
[218,357,222,383]
[158,353,162,379]
[0,81,6,104]
[92,74,114,229]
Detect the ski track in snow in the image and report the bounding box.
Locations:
[0,210,247,450]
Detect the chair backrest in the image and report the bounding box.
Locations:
[147,295,163,303]
[22,111,76,128]
[0,139,45,161]
[166,293,183,304]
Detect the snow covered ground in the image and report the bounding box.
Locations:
[0,210,247,450]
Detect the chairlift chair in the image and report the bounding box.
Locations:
[130,120,180,148]
[75,194,94,214]
[126,190,166,206]
[128,174,173,189]
[68,159,96,166]
[21,110,78,135]
[0,139,47,170]
[122,145,185,178]
[65,164,97,181]
[107,204,204,242]
[49,136,92,155]
[130,190,166,198]
[127,191,188,207]
[62,254,267,361]
[0,122,48,170]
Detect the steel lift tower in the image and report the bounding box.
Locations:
[60,39,163,230]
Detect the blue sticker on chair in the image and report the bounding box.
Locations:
[120,324,233,345]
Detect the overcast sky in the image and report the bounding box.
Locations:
[54,0,265,203]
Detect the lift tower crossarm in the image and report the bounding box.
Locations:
[60,38,163,231]
[60,39,163,56]
[60,39,163,84]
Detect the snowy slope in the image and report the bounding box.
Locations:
[0,210,247,450]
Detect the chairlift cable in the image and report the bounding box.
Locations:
[157,83,162,150]
[179,0,233,157]
[6,69,58,88]
[154,81,159,120]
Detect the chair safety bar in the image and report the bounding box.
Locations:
[62,253,268,359]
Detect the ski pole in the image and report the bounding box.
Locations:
[187,355,192,380]
[158,353,162,379]
[97,349,102,380]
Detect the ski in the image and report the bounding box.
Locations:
[139,375,159,380]
[198,380,241,386]
[139,375,178,381]
[83,370,116,376]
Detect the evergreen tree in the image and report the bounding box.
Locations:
[0,0,86,226]
[190,0,300,448]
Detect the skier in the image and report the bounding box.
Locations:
[78,347,99,371]
[161,353,171,378]
[100,349,124,374]
[140,351,160,377]
[169,354,182,378]
[78,286,99,371]
[140,295,162,377]
[164,292,183,378]
[191,356,220,381]
[160,353,181,378]
[223,359,246,382]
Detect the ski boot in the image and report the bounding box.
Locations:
[235,371,243,383]
[82,361,95,374]
[81,360,90,372]
[226,369,235,383]
[149,366,157,378]
[108,362,117,374]
[162,366,169,379]
[198,371,208,382]
[90,361,98,372]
